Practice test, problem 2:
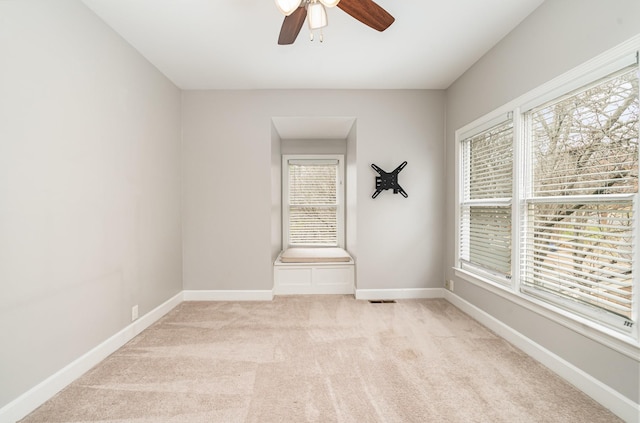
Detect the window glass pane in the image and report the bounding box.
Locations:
[522,202,633,319]
[465,122,514,200]
[289,206,337,245]
[530,68,638,197]
[289,164,336,205]
[287,161,338,246]
[461,206,512,276]
[460,120,513,280]
[523,65,638,327]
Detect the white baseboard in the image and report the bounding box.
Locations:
[183,289,274,301]
[0,290,272,423]
[355,287,444,300]
[444,290,640,423]
[0,292,183,423]
[5,288,636,423]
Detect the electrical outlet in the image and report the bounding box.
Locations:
[446,280,454,292]
[131,305,139,321]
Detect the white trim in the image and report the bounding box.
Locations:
[444,290,640,423]
[182,289,274,301]
[273,250,355,295]
[275,283,354,296]
[519,50,638,113]
[355,288,444,300]
[0,292,183,423]
[0,290,273,422]
[455,267,640,359]
[3,288,637,423]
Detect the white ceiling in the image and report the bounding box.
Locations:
[81,0,545,90]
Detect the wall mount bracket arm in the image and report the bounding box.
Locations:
[371,161,407,198]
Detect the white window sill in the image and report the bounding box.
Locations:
[453,267,640,361]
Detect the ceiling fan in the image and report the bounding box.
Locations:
[275,0,395,45]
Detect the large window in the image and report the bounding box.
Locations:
[283,155,344,248]
[457,50,639,338]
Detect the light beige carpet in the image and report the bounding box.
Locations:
[20,296,621,422]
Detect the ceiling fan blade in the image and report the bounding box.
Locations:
[337,0,394,32]
[278,6,307,45]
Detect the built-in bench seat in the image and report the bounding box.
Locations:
[273,248,355,295]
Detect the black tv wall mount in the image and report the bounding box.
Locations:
[371,161,407,198]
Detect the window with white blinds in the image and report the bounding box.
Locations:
[283,156,344,247]
[460,120,514,282]
[521,65,638,326]
[456,48,639,337]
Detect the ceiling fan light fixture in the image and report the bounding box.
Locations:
[308,2,328,30]
[276,0,394,45]
[275,0,302,16]
[319,0,340,7]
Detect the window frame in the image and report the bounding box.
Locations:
[282,154,345,249]
[454,38,640,350]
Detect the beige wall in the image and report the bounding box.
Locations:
[181,90,446,292]
[444,0,640,406]
[0,0,183,408]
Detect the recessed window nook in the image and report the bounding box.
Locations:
[270,116,357,294]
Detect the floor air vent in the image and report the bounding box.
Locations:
[368,300,397,304]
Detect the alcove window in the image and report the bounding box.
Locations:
[282,155,345,248]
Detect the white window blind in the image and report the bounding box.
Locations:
[460,120,514,280]
[286,158,340,246]
[521,65,638,325]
